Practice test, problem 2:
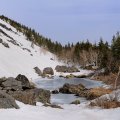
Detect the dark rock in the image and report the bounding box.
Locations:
[59,83,86,94]
[22,48,31,52]
[0,38,3,43]
[16,74,31,89]
[51,90,59,94]
[34,67,42,76]
[67,66,80,73]
[2,42,9,48]
[7,39,19,46]
[43,67,54,75]
[2,77,22,91]
[55,65,79,73]
[71,100,80,105]
[55,65,68,72]
[43,103,63,109]
[0,90,19,109]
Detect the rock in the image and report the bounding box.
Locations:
[71,100,80,105]
[16,74,31,89]
[90,89,120,109]
[43,103,63,109]
[2,77,22,91]
[51,90,59,94]
[0,90,19,109]
[34,67,42,76]
[2,42,9,48]
[55,65,68,72]
[8,90,36,105]
[59,83,86,94]
[8,88,50,105]
[0,38,3,43]
[65,74,75,79]
[43,67,54,75]
[67,66,80,73]
[75,75,87,78]
[0,77,7,84]
[35,88,51,103]
[55,65,79,73]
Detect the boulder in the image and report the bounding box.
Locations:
[8,88,50,105]
[43,67,54,75]
[55,65,68,72]
[67,66,80,73]
[43,103,63,109]
[2,77,22,91]
[59,83,86,94]
[51,90,59,94]
[16,74,31,89]
[55,65,79,73]
[0,90,19,109]
[34,67,42,76]
[34,88,50,103]
[71,100,80,105]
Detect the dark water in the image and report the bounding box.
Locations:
[35,77,104,104]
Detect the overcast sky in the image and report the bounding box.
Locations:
[0,0,120,44]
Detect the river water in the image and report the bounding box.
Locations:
[35,77,104,104]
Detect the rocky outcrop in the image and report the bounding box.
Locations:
[34,67,42,76]
[59,83,86,94]
[55,65,79,73]
[16,74,31,89]
[0,75,50,106]
[0,90,19,109]
[43,67,54,75]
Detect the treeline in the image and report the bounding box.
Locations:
[0,15,63,54]
[60,33,120,74]
[0,15,120,74]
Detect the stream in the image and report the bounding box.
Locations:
[35,77,104,104]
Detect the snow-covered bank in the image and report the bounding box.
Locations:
[0,101,120,120]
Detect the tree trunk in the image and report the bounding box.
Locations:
[114,66,120,89]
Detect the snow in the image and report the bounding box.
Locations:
[0,101,120,120]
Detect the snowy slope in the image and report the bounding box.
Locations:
[0,19,63,79]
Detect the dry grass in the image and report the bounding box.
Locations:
[87,88,112,100]
[92,73,118,86]
[90,100,120,109]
